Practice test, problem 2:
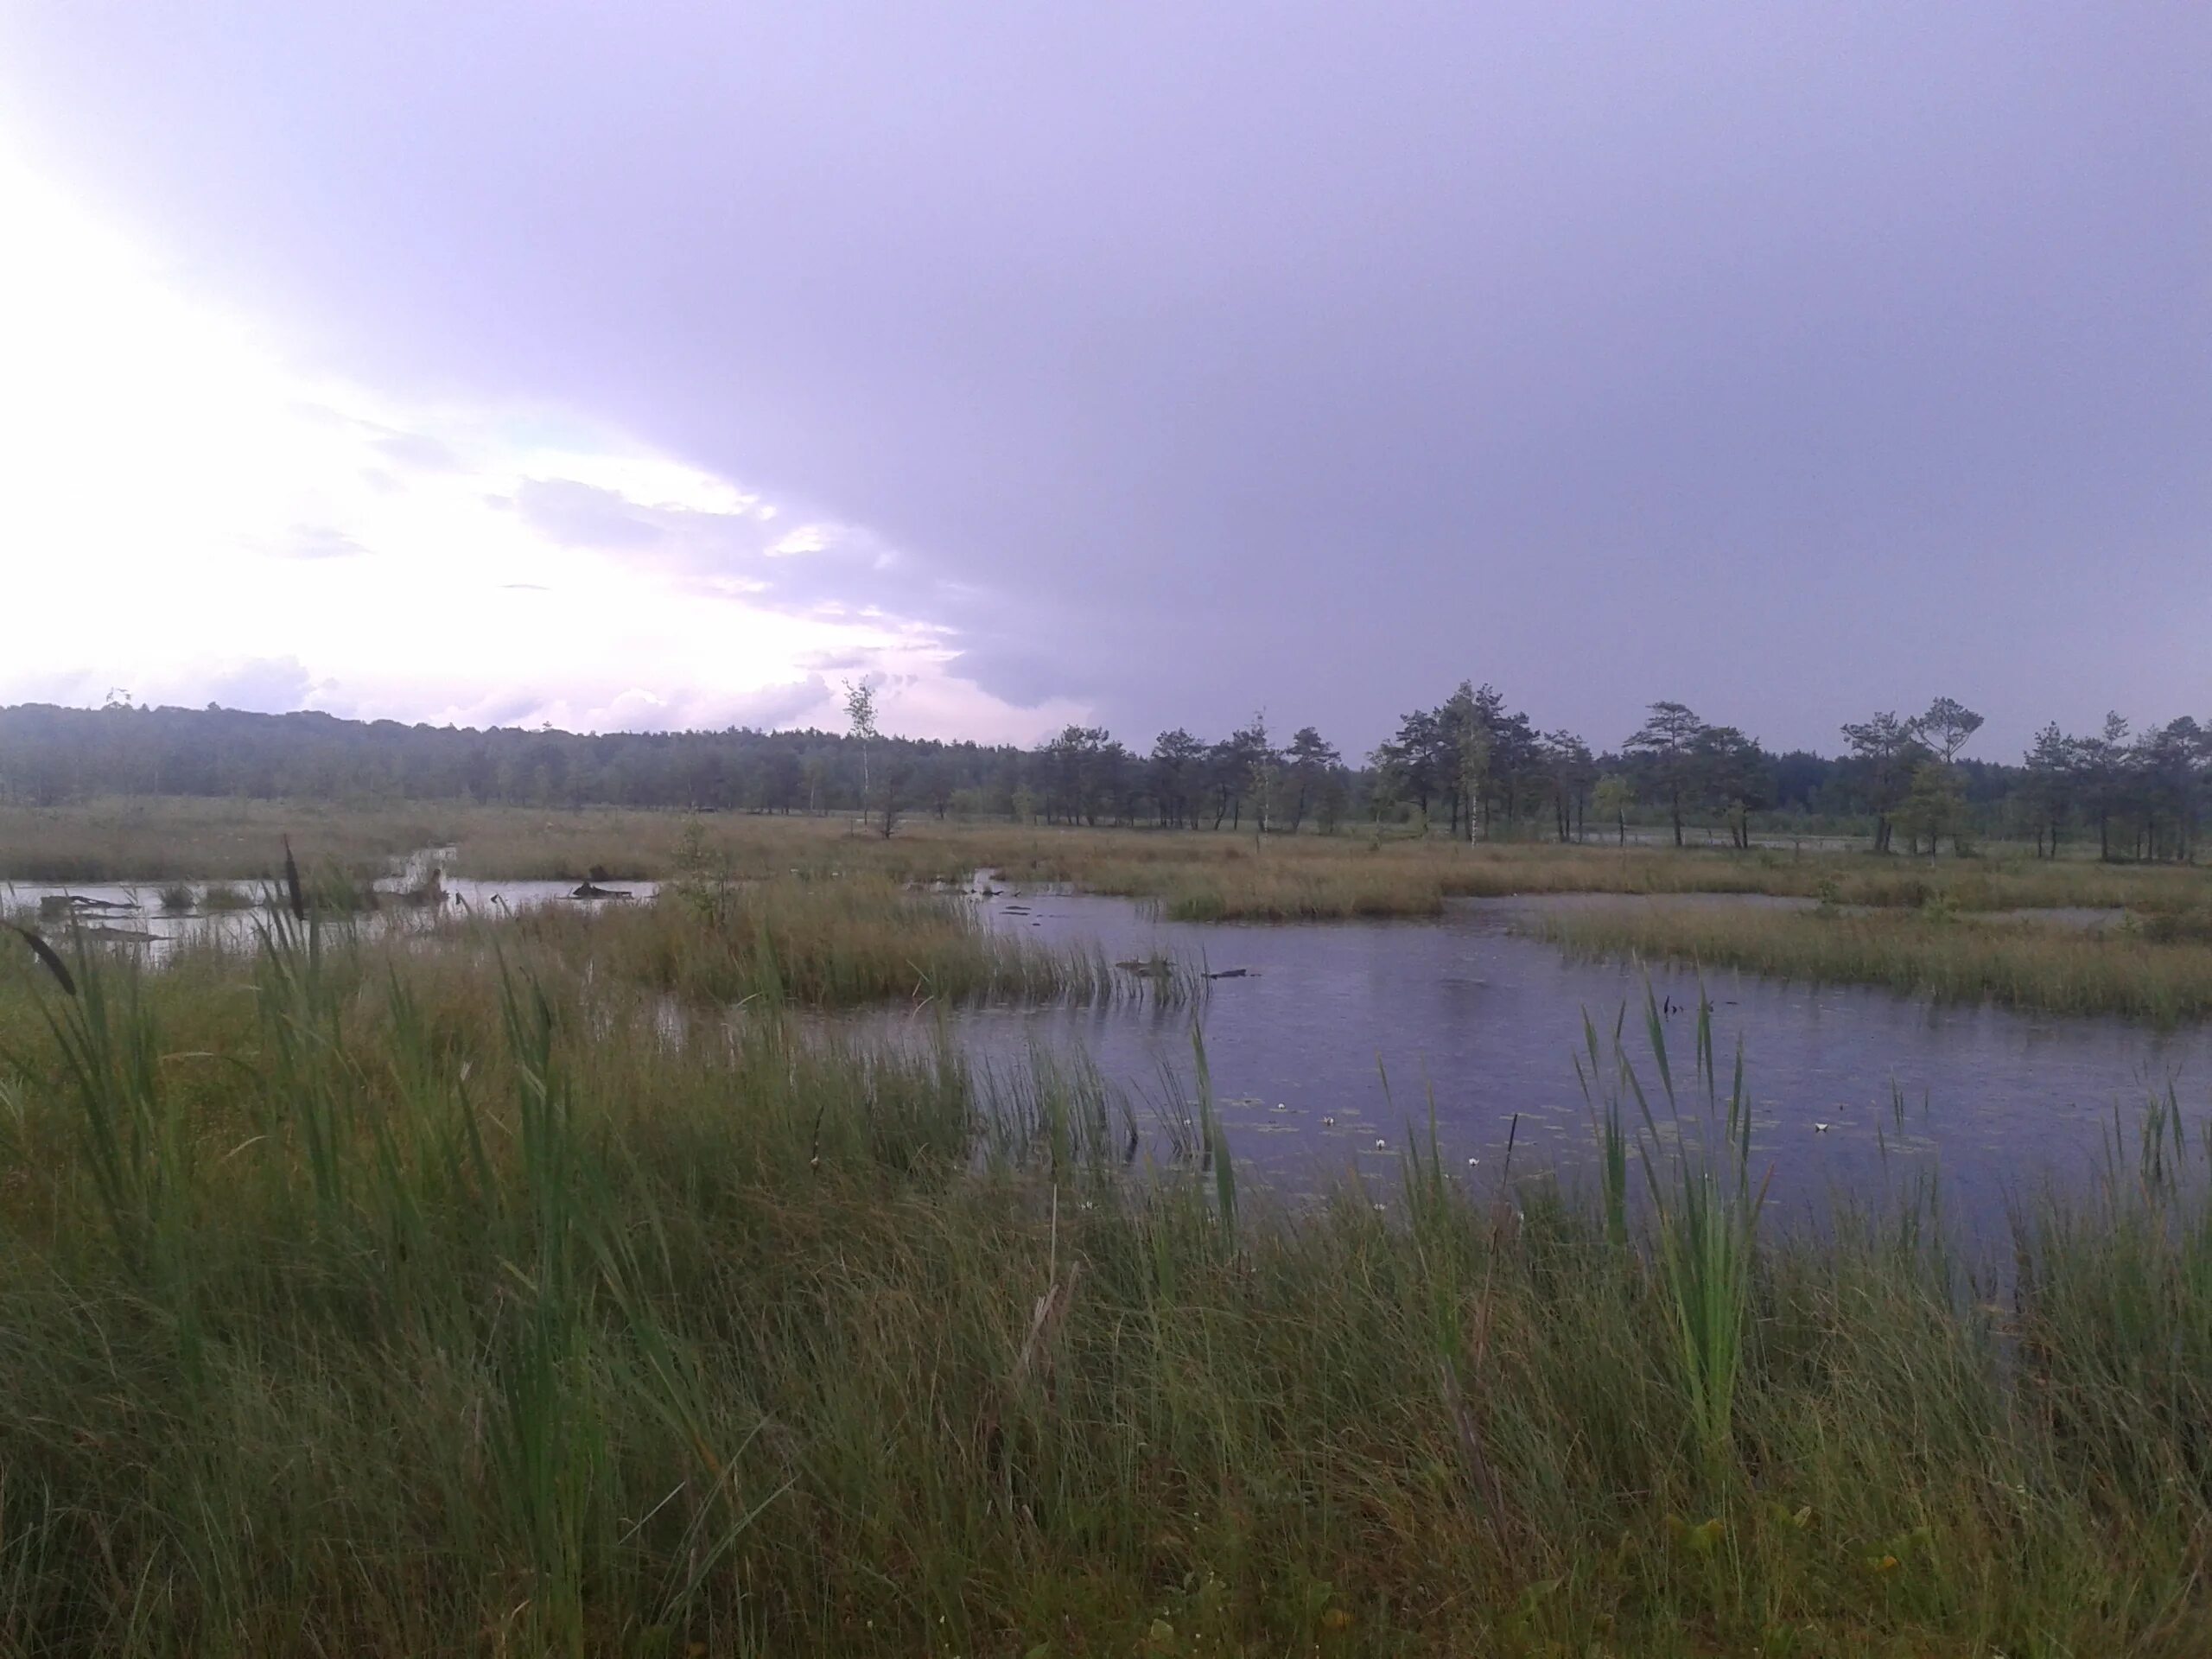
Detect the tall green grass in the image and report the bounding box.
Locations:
[3,906,2212,1651]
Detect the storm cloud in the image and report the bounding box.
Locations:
[1,3,2204,753]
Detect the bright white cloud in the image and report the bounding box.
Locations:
[0,144,1089,745]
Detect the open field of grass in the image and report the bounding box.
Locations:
[0,883,2209,1652]
[1538,900,2212,1024]
[10,799,2210,923]
[0,797,464,882]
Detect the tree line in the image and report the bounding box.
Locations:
[1,691,2208,860]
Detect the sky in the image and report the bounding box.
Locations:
[0,3,2205,760]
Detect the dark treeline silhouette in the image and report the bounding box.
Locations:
[1,692,2207,858]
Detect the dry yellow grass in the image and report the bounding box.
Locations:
[1538,900,2212,1022]
[0,797,458,882]
[7,798,2206,921]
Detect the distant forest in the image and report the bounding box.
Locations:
[0,690,2203,860]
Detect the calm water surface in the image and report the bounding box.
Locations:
[868,889,2212,1233]
[3,865,659,957]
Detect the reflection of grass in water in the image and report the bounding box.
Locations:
[2,894,2212,1650]
[1538,901,2212,1022]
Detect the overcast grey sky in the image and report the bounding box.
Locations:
[0,3,2204,758]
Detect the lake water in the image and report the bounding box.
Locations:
[861,888,2212,1235]
[3,860,661,958]
[13,859,2200,1236]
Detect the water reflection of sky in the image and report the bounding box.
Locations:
[3,873,659,960]
[859,890,2212,1239]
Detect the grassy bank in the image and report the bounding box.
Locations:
[1538,900,2212,1023]
[0,900,2209,1652]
